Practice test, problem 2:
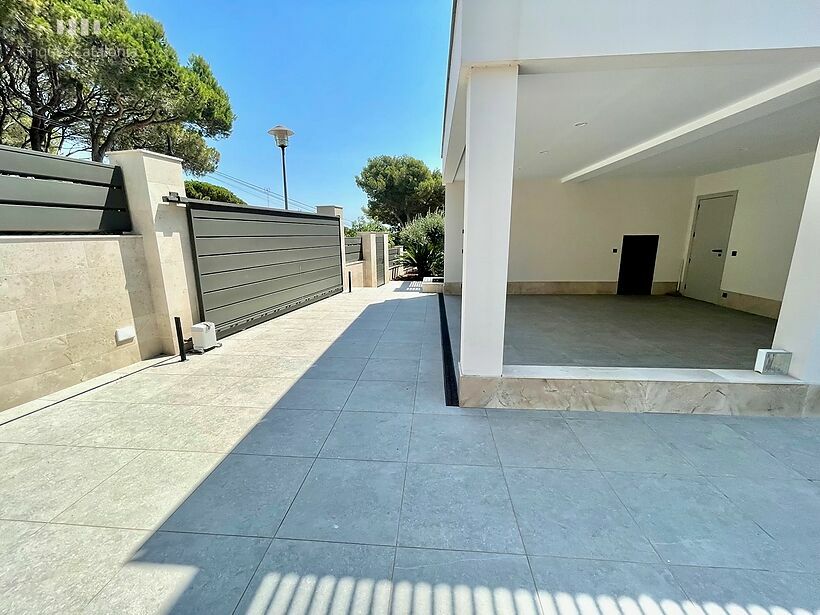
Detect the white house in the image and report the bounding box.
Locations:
[441,0,820,413]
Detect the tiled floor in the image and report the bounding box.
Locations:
[1,282,819,614]
[502,294,777,368]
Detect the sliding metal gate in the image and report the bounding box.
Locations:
[186,200,343,338]
[375,235,386,286]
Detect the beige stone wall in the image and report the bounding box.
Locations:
[0,236,160,411]
[345,260,365,288]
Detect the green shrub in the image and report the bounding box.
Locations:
[344,216,389,237]
[398,210,444,278]
[185,180,245,204]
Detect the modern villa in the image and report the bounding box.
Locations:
[441,0,820,413]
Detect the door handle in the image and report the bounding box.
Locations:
[711,249,723,254]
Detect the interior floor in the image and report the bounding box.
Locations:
[501,295,776,370]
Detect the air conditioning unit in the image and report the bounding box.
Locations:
[191,322,218,352]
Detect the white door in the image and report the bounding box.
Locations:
[683,192,737,304]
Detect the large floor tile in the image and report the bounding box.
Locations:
[0,445,139,522]
[0,519,43,551]
[0,523,148,615]
[392,547,539,615]
[84,531,269,615]
[162,454,312,537]
[399,463,523,553]
[670,565,820,611]
[607,472,789,569]
[344,380,416,413]
[408,414,498,465]
[568,418,697,474]
[529,556,688,615]
[275,379,356,411]
[80,373,188,403]
[642,414,802,478]
[360,358,420,382]
[303,357,368,381]
[489,415,595,469]
[320,412,412,461]
[371,341,423,360]
[55,450,222,530]
[237,539,395,615]
[209,377,292,408]
[278,458,405,545]
[234,408,338,457]
[0,400,126,445]
[505,468,657,562]
[727,417,820,479]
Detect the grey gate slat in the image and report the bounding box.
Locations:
[196,235,339,256]
[204,265,341,309]
[0,203,131,233]
[200,256,340,292]
[187,201,343,338]
[192,216,339,238]
[207,276,342,332]
[197,246,340,275]
[376,236,386,286]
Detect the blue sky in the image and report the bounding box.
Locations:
[126,0,451,222]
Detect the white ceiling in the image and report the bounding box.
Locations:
[454,52,820,181]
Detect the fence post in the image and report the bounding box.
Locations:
[316,205,346,291]
[107,149,199,355]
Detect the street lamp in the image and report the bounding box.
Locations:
[268,124,294,210]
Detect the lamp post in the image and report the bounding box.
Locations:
[267,124,294,210]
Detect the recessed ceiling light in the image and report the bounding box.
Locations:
[738,147,749,152]
[538,149,550,155]
[574,122,588,127]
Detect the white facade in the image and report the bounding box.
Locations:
[443,0,820,383]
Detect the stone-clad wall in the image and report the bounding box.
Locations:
[0,236,161,410]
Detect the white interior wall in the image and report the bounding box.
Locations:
[507,177,694,283]
[692,152,814,301]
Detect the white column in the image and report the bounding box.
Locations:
[316,205,346,290]
[459,65,518,377]
[443,181,464,294]
[107,150,199,355]
[773,142,820,382]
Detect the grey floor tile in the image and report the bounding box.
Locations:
[489,416,595,469]
[709,475,820,572]
[568,418,698,474]
[278,458,405,545]
[392,548,539,615]
[671,565,820,610]
[0,519,43,551]
[235,408,338,457]
[360,358,420,382]
[505,468,658,562]
[84,531,269,615]
[409,414,498,465]
[399,463,523,553]
[0,445,140,522]
[303,357,368,380]
[529,556,688,613]
[237,539,395,615]
[642,414,802,478]
[276,379,356,411]
[606,472,789,569]
[209,377,292,408]
[321,412,412,461]
[163,454,312,537]
[323,338,378,358]
[413,384,486,416]
[55,450,222,530]
[371,341,423,360]
[727,418,820,479]
[0,523,148,615]
[344,380,416,413]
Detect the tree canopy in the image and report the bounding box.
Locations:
[184,180,245,204]
[344,215,388,238]
[355,155,444,227]
[0,0,234,163]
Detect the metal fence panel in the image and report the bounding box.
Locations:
[376,235,386,286]
[188,200,343,338]
[345,236,363,263]
[0,145,130,234]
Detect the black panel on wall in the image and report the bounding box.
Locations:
[617,235,659,295]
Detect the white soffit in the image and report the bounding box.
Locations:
[511,50,820,180]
